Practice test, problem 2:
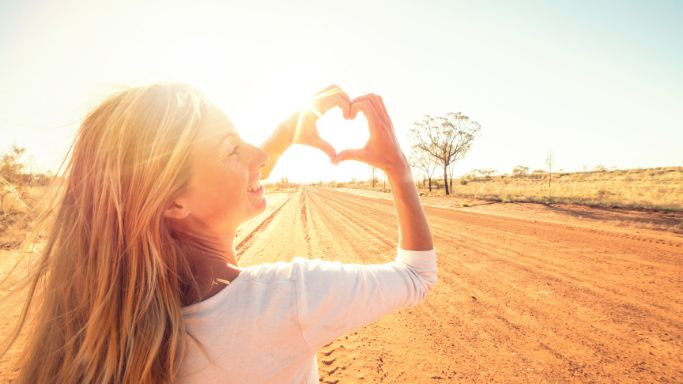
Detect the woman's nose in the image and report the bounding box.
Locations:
[249,144,269,172]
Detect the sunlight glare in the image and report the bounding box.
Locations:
[229,64,331,143]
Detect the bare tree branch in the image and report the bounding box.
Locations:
[409,113,480,195]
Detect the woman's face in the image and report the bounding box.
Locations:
[168,103,269,234]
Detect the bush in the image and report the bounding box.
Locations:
[512,165,529,177]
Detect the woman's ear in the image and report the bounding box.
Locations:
[164,200,191,220]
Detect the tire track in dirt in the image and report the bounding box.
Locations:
[308,189,514,381]
[235,193,295,254]
[294,189,390,381]
[304,188,418,382]
[238,188,401,382]
[319,188,682,382]
[321,189,682,316]
[238,187,683,383]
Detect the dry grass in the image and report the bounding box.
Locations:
[333,167,683,212]
[440,166,683,211]
[0,185,50,250]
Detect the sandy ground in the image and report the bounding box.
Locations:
[1,188,681,382]
[236,188,682,383]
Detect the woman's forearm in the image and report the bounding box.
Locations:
[387,166,434,251]
[259,119,294,179]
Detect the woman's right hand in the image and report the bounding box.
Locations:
[332,94,410,177]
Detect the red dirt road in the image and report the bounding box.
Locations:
[237,188,683,383]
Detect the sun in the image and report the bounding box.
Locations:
[157,52,368,182]
[226,64,334,144]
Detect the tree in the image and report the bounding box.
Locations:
[0,145,26,183]
[447,161,456,191]
[472,168,497,179]
[409,148,437,192]
[512,165,529,177]
[410,113,480,195]
[0,146,27,213]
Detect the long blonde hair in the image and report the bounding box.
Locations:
[1,83,212,383]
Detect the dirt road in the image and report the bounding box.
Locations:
[237,188,682,383]
[1,187,680,382]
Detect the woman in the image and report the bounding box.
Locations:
[1,83,436,383]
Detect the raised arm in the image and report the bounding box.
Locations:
[288,92,435,350]
[333,94,433,251]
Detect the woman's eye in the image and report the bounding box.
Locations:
[225,145,239,159]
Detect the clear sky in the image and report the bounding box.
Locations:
[1,0,681,182]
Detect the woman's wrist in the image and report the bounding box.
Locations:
[264,118,294,153]
[278,114,298,149]
[384,156,411,182]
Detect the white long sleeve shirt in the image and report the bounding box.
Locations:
[177,247,437,383]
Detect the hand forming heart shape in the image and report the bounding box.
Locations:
[316,107,370,162]
[287,84,408,175]
[290,85,353,161]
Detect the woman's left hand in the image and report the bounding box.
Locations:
[260,85,351,179]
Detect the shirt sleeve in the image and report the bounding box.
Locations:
[293,247,437,352]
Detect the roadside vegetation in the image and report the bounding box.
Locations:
[450,166,683,210]
[325,166,683,212]
[321,110,683,212]
[0,146,53,250]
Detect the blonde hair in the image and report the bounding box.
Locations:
[1,83,212,383]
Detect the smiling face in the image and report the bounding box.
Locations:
[166,103,269,235]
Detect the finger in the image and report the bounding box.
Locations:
[309,94,350,119]
[333,149,365,165]
[362,94,393,132]
[350,96,381,128]
[372,94,390,121]
[314,138,337,162]
[313,85,351,118]
[341,97,352,120]
[328,93,351,119]
[332,92,352,119]
[359,94,389,126]
[315,84,342,95]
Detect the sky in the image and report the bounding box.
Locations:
[0,0,681,183]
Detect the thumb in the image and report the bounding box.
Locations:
[342,101,352,120]
[333,149,365,165]
[314,138,337,162]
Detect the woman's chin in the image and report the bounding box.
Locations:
[247,191,268,215]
